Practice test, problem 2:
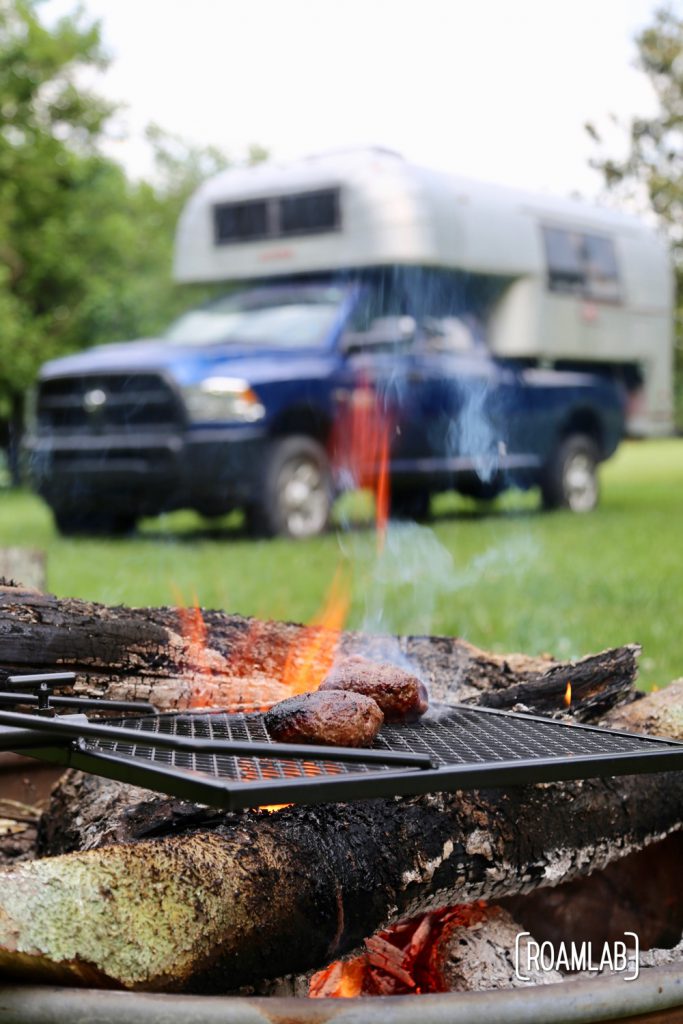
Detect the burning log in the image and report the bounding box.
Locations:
[0,583,639,719]
[0,584,679,992]
[0,680,681,991]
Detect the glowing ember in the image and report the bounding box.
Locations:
[564,681,572,708]
[281,565,351,695]
[309,902,489,997]
[175,591,208,663]
[310,958,366,998]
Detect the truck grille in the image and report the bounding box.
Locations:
[37,374,182,433]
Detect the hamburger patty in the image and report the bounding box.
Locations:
[319,656,428,722]
[264,689,384,747]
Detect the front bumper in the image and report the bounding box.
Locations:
[23,427,270,516]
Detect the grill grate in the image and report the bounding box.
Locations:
[73,703,683,811]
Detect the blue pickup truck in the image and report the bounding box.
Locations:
[25,268,625,537]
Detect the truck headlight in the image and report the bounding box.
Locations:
[182,377,266,423]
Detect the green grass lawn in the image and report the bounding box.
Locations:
[1,438,681,689]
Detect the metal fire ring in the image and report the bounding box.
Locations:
[1,965,683,1024]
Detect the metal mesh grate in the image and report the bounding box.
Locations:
[375,706,674,763]
[84,703,683,785]
[87,710,378,782]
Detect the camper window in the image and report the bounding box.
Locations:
[280,188,340,235]
[214,188,340,245]
[582,233,620,302]
[214,199,269,243]
[542,226,620,303]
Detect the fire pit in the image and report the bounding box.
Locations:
[0,586,682,1015]
[1,966,683,1023]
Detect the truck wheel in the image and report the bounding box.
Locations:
[53,506,138,537]
[541,434,600,513]
[389,488,431,522]
[247,436,333,538]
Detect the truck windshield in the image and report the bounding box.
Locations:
[164,286,347,347]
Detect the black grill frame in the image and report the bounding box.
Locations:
[9,702,683,811]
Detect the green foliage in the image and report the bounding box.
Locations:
[0,1,264,424]
[0,0,110,398]
[588,7,683,429]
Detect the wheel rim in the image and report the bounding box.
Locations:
[277,456,329,537]
[564,452,597,512]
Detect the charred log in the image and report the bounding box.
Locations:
[503,831,683,955]
[472,645,643,721]
[1,686,682,992]
[0,584,638,718]
[0,586,678,992]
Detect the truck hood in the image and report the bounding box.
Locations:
[39,337,337,388]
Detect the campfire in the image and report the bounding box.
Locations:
[0,580,682,1012]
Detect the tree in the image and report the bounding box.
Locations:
[0,0,113,474]
[588,6,683,428]
[0,1,265,482]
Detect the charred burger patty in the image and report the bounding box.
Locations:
[264,689,384,747]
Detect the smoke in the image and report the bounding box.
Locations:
[445,375,503,484]
[337,520,539,680]
[329,264,532,678]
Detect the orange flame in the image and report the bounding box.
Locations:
[331,380,392,544]
[310,958,366,998]
[281,566,351,695]
[564,681,572,708]
[375,429,390,553]
[173,590,284,710]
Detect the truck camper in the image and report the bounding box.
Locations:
[26,148,674,537]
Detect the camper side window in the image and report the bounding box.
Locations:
[581,234,620,302]
[542,227,620,303]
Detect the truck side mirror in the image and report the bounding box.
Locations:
[340,315,416,355]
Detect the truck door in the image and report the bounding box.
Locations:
[334,298,427,487]
[407,317,512,486]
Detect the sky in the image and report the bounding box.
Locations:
[42,0,666,201]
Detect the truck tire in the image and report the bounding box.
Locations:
[247,436,333,538]
[52,505,138,537]
[541,434,600,513]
